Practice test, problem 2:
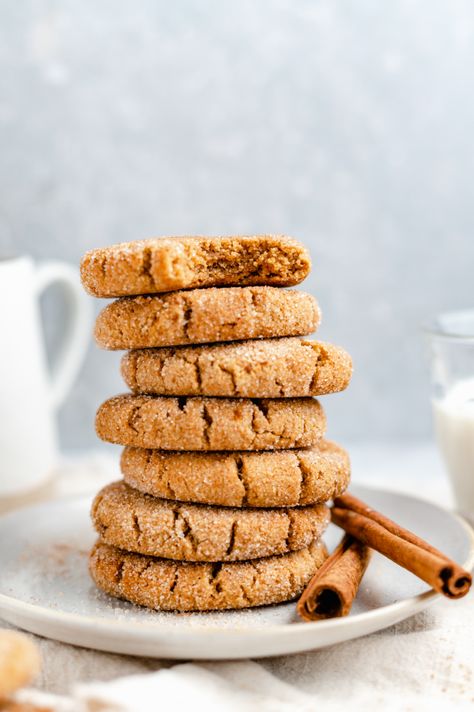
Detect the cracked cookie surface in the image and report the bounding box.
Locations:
[81,235,311,298]
[96,394,326,451]
[121,338,352,398]
[94,286,320,350]
[121,440,350,507]
[91,481,330,561]
[89,539,328,610]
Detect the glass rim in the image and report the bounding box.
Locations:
[422,308,474,341]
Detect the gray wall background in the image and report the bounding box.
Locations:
[1,0,473,449]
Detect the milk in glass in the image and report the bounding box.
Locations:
[434,378,474,510]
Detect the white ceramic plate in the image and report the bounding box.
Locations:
[0,485,472,659]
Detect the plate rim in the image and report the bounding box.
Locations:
[0,485,473,641]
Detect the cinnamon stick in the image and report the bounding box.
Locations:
[332,493,472,599]
[297,534,371,621]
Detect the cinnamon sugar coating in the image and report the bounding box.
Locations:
[121,440,350,508]
[91,481,330,562]
[96,394,326,451]
[94,286,320,350]
[89,539,328,611]
[121,338,352,398]
[81,235,311,298]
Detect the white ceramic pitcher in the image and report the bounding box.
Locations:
[0,255,91,506]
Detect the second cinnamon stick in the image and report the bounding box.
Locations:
[332,493,472,599]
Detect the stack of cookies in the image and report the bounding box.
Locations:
[80,235,352,612]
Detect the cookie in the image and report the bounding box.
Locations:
[121,338,352,398]
[94,287,320,350]
[0,704,51,712]
[0,630,40,701]
[81,235,311,298]
[92,481,330,562]
[89,539,328,611]
[121,440,350,507]
[96,394,326,451]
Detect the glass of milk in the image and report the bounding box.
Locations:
[424,309,474,513]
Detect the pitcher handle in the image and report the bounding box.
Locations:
[34,261,92,410]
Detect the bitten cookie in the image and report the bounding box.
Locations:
[92,481,330,562]
[81,235,311,297]
[121,338,352,398]
[0,630,40,701]
[96,395,326,451]
[121,440,350,508]
[94,287,320,350]
[89,539,328,611]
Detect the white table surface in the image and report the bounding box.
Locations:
[2,443,474,711]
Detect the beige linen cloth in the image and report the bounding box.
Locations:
[4,446,474,712]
